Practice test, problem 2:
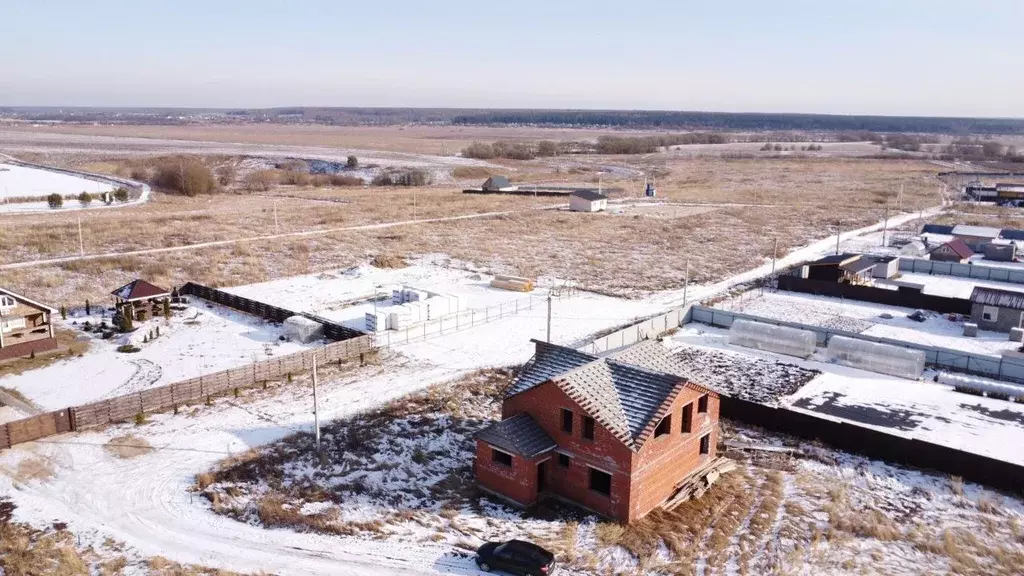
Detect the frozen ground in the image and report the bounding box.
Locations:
[0,302,316,410]
[887,271,1024,299]
[0,162,113,198]
[670,323,1024,467]
[719,290,1021,355]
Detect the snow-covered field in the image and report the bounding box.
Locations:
[669,324,1024,467]
[886,271,1024,299]
[0,302,316,410]
[720,290,1021,355]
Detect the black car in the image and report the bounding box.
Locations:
[475,539,556,575]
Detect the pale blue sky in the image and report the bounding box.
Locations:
[2,0,1021,117]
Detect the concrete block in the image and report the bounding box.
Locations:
[1010,327,1024,342]
[963,323,978,337]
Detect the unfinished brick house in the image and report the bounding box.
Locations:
[474,339,721,523]
[0,288,58,361]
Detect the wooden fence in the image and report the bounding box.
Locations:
[0,335,373,449]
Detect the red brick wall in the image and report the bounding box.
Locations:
[0,337,58,362]
[474,439,539,505]
[502,383,633,520]
[628,389,720,522]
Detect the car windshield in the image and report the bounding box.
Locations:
[493,543,508,555]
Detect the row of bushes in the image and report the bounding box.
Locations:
[462,133,732,159]
[47,188,131,209]
[243,170,363,191]
[760,143,824,152]
[371,169,430,187]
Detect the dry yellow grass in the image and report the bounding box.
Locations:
[12,456,55,484]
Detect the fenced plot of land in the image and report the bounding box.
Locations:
[720,291,1021,356]
[0,301,318,410]
[195,369,1024,576]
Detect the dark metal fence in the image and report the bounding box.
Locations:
[180,282,365,341]
[777,275,971,315]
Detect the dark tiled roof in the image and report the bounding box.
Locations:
[555,359,685,449]
[607,339,691,375]
[970,287,1024,310]
[506,340,598,397]
[507,340,712,452]
[111,279,171,301]
[571,189,608,201]
[932,238,974,259]
[475,413,556,458]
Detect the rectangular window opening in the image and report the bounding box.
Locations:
[583,416,595,440]
[561,409,574,433]
[700,434,711,455]
[557,453,571,468]
[491,448,513,467]
[698,394,709,414]
[589,468,612,496]
[654,414,671,437]
[681,403,693,433]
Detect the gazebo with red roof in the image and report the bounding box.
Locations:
[111,279,171,307]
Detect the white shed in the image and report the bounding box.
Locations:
[569,190,608,212]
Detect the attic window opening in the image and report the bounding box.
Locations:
[654,414,671,437]
[0,296,14,308]
[557,453,571,468]
[698,395,709,414]
[583,416,595,440]
[681,403,693,433]
[589,467,612,496]
[561,409,574,433]
[491,448,513,467]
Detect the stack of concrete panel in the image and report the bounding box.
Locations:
[1010,327,1024,342]
[963,323,978,337]
[364,311,388,332]
[283,316,324,343]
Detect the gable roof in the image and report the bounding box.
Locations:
[571,189,608,201]
[475,413,556,458]
[931,238,974,259]
[970,286,1024,311]
[952,225,1000,238]
[0,287,57,314]
[111,279,171,301]
[921,224,955,235]
[482,175,511,189]
[507,340,715,452]
[840,257,876,274]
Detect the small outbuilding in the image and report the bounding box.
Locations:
[899,240,928,257]
[569,189,608,212]
[803,253,872,283]
[952,225,1000,250]
[982,241,1017,262]
[283,315,324,343]
[111,279,171,321]
[970,286,1024,332]
[868,255,900,279]
[0,288,58,361]
[481,176,517,192]
[929,239,974,263]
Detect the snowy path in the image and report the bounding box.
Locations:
[0,204,945,575]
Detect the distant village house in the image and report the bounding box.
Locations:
[569,190,608,212]
[929,239,974,263]
[481,176,517,192]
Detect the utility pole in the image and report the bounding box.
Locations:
[835,224,841,255]
[546,294,552,343]
[683,259,690,305]
[312,356,321,454]
[77,217,84,256]
[881,204,889,247]
[770,238,778,277]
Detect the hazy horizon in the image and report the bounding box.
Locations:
[3,0,1021,118]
